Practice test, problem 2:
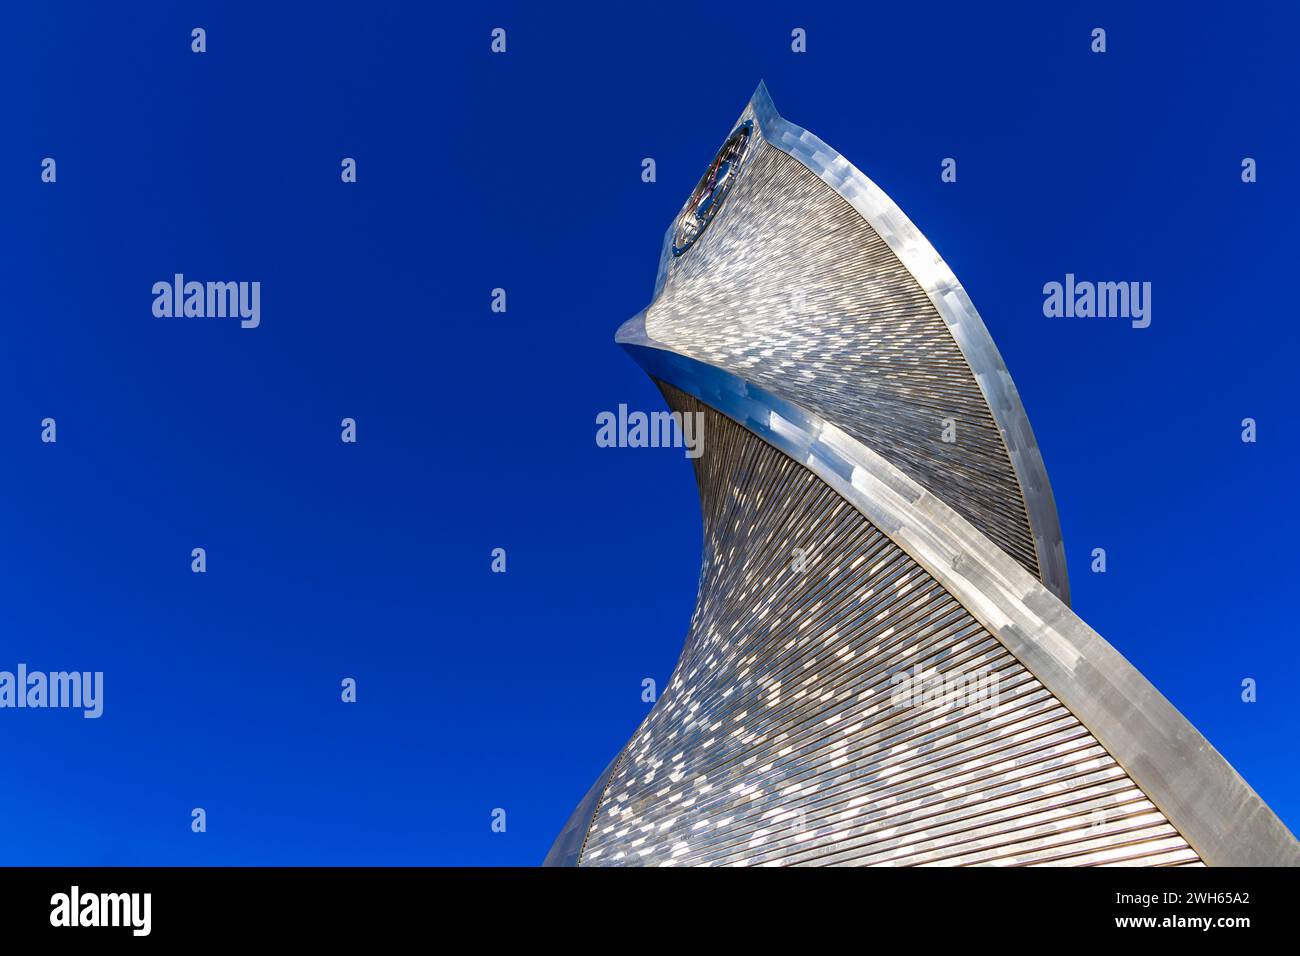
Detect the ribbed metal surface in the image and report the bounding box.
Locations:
[577,387,1198,867]
[552,87,1296,867]
[645,142,1041,582]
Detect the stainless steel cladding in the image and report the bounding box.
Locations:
[549,84,1300,867]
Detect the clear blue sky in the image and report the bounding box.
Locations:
[1,1,1295,864]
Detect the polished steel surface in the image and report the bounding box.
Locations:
[544,755,620,868]
[645,140,1041,584]
[579,387,1198,867]
[649,82,1068,604]
[547,85,1300,867]
[594,344,1299,866]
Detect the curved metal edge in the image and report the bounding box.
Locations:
[542,754,621,867]
[648,82,1070,607]
[616,337,1300,867]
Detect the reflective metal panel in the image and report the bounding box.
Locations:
[577,388,1198,867]
[546,85,1300,868]
[647,82,1068,603]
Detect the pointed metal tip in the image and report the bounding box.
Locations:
[743,80,781,132]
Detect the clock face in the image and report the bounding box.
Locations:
[672,120,754,257]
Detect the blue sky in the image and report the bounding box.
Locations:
[1,1,1296,864]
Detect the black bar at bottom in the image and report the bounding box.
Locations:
[0,865,1288,941]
